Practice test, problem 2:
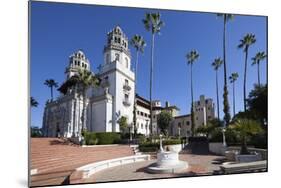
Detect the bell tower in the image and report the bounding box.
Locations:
[65,50,90,79]
[103,26,131,69]
[98,26,135,132]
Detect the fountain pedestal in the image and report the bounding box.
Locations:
[146,135,188,174]
[147,151,188,174]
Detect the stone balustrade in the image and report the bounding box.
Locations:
[75,154,151,179]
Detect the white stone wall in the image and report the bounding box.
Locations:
[91,95,113,132]
[99,47,135,133]
[114,61,135,132]
[136,105,150,135]
[42,94,85,138]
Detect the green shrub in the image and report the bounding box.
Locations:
[138,134,147,144]
[248,133,267,149]
[139,142,159,152]
[209,129,223,142]
[95,132,121,145]
[83,131,98,145]
[83,132,121,145]
[162,139,181,145]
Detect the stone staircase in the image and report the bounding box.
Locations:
[130,144,142,155]
[30,138,134,187]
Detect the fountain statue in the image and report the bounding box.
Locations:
[146,134,188,174]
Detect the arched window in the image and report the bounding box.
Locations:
[106,54,110,64]
[125,57,129,68]
[115,53,120,61]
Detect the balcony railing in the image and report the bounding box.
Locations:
[123,84,131,91]
[123,99,131,106]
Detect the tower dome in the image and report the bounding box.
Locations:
[104,25,130,57]
[65,49,90,79]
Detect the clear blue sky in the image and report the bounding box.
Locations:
[30,1,267,128]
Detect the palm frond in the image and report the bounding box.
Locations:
[212,57,223,70]
[130,34,146,53]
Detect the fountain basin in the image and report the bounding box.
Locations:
[165,144,182,153]
[146,151,188,174]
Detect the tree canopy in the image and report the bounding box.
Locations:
[118,116,128,133]
[157,111,173,136]
[229,118,264,154]
[247,84,268,125]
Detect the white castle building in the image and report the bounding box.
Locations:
[43,26,135,138]
[42,26,215,138]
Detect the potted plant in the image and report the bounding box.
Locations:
[163,139,182,153]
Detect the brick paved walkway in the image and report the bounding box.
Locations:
[90,154,225,183]
[30,138,134,187]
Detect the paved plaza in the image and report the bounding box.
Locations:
[90,154,224,183]
[30,138,134,187]
[31,138,225,187]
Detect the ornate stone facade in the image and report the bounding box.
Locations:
[42,26,135,138]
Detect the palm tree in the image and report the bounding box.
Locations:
[238,33,256,111]
[211,58,223,120]
[130,34,146,136]
[30,97,39,107]
[44,79,58,101]
[217,13,233,126]
[229,72,239,116]
[186,50,199,136]
[229,118,263,154]
[76,69,99,132]
[252,51,267,87]
[142,12,164,137]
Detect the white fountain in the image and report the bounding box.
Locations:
[146,134,188,174]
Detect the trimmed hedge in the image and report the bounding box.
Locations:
[139,142,159,152]
[83,132,121,145]
[162,139,181,145]
[139,139,181,152]
[84,131,98,145]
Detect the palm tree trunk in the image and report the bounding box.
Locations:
[266,61,268,87]
[222,15,231,125]
[223,16,227,87]
[233,82,236,116]
[257,60,261,87]
[243,47,249,111]
[216,70,220,120]
[191,63,195,136]
[133,51,139,137]
[150,34,155,137]
[51,86,53,101]
[81,88,87,133]
[241,135,249,154]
